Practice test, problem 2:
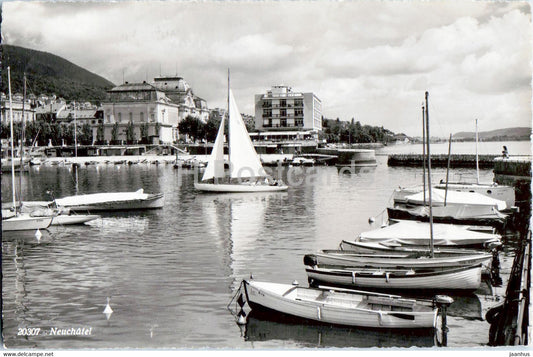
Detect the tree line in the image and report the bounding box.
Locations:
[321,118,395,144]
[177,114,255,143]
[1,120,165,147]
[1,121,93,147]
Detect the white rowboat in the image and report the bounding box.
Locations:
[242,280,438,329]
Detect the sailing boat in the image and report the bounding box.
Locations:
[194,76,287,193]
[388,105,508,227]
[434,119,515,209]
[306,92,484,291]
[2,68,53,231]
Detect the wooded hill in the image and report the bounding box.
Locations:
[454,127,531,142]
[1,44,115,102]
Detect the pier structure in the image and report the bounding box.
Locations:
[387,153,499,168]
[487,231,531,346]
[317,148,377,166]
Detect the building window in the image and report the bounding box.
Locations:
[129,112,133,122]
[295,118,303,126]
[140,112,144,122]
[151,113,155,122]
[295,99,303,107]
[118,113,122,123]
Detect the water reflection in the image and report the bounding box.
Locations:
[1,160,523,348]
[243,312,436,348]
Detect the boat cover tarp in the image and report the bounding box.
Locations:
[55,189,151,206]
[405,188,506,211]
[359,220,501,242]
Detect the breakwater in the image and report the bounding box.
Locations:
[387,154,499,168]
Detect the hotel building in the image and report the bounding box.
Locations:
[253,85,322,141]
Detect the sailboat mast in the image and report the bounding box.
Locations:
[422,103,426,204]
[475,119,479,184]
[8,67,17,212]
[19,74,26,205]
[444,133,452,206]
[227,68,230,169]
[425,91,434,258]
[74,101,78,158]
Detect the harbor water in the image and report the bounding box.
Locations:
[1,141,530,349]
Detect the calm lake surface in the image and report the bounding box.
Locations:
[1,141,531,349]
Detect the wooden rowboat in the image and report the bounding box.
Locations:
[303,250,492,269]
[305,264,483,291]
[241,279,438,329]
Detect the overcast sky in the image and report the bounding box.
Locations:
[2,1,531,136]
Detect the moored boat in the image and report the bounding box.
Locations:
[350,220,502,249]
[50,213,100,225]
[241,279,438,329]
[339,240,495,255]
[2,211,53,231]
[305,264,483,291]
[388,188,508,227]
[303,250,492,269]
[53,189,164,211]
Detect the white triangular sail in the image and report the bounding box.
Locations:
[202,115,226,181]
[228,89,265,178]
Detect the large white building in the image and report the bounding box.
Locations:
[100,82,180,144]
[98,76,209,144]
[254,85,322,134]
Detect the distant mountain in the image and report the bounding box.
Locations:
[1,44,115,102]
[454,127,531,142]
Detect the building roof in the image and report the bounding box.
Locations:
[153,76,191,93]
[57,109,98,120]
[108,82,157,92]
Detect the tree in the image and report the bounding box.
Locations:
[97,122,105,144]
[139,123,149,144]
[111,122,119,144]
[154,122,161,142]
[126,120,136,144]
[178,115,205,142]
[79,123,93,145]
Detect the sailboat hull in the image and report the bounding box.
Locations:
[434,183,515,209]
[194,182,288,193]
[51,214,100,225]
[2,215,53,231]
[387,206,507,230]
[54,192,164,211]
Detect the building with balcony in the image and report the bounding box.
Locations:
[254,85,322,133]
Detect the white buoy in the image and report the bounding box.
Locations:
[35,229,42,240]
[103,297,113,320]
[237,314,247,325]
[292,280,299,286]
